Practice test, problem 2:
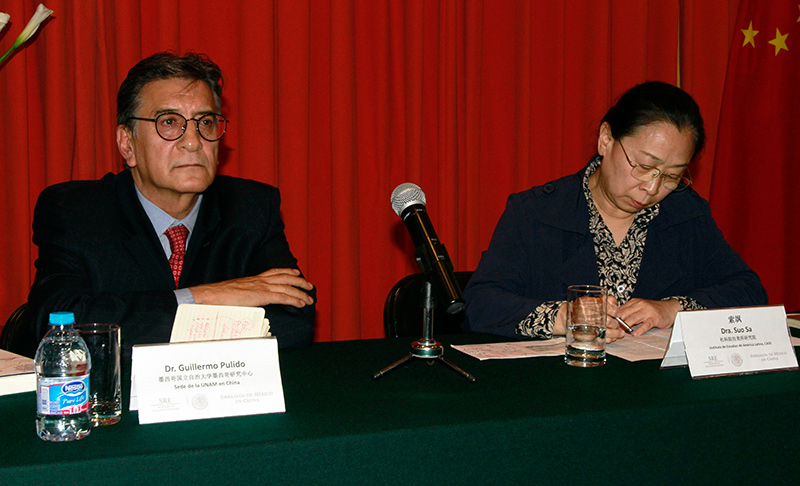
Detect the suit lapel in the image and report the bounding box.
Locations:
[635,228,684,298]
[634,191,705,298]
[182,182,221,286]
[633,200,694,297]
[557,237,600,289]
[543,173,601,289]
[114,171,176,289]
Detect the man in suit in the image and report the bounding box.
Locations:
[27,52,315,363]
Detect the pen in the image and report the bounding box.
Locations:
[612,315,633,334]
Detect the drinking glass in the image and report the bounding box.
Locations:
[75,323,122,425]
[564,285,607,367]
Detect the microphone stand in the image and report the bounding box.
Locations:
[372,279,476,382]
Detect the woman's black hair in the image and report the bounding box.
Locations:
[601,81,705,160]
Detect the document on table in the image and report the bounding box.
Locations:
[169,304,270,343]
[605,328,671,362]
[451,338,567,361]
[451,332,671,362]
[0,349,35,396]
[453,321,800,362]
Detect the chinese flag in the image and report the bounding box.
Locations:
[711,1,800,311]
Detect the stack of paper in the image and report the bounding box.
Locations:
[170,304,271,343]
[0,349,35,396]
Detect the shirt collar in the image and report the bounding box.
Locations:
[134,185,202,236]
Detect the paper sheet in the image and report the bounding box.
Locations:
[451,338,567,361]
[170,304,270,343]
[0,349,35,396]
[605,328,672,362]
[452,325,800,363]
[451,332,670,362]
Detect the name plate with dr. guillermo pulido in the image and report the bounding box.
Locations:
[131,337,285,425]
[662,305,798,379]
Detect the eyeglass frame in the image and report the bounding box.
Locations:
[616,139,692,192]
[126,112,229,142]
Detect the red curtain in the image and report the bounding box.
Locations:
[1,0,754,342]
[711,0,800,311]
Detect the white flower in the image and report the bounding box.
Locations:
[0,13,10,34]
[10,4,53,49]
[0,4,53,67]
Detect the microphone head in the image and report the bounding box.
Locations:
[391,183,426,216]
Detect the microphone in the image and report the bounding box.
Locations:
[391,183,464,314]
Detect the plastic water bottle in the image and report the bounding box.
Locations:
[35,311,93,441]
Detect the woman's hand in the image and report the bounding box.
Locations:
[556,295,627,343]
[615,298,681,336]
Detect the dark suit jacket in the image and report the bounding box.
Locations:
[464,163,768,338]
[28,170,315,362]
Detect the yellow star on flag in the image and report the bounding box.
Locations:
[768,28,789,55]
[742,21,759,47]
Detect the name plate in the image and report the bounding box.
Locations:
[662,305,798,378]
[131,337,285,424]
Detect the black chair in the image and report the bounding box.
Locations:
[1,303,36,358]
[383,271,473,338]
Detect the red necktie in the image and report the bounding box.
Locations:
[164,225,189,288]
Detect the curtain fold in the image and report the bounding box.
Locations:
[1,0,757,341]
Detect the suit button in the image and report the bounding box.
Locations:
[542,183,555,194]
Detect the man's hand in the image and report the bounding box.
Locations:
[189,268,315,308]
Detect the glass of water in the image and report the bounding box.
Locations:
[564,285,607,367]
[75,323,122,425]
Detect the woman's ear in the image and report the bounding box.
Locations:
[597,122,614,157]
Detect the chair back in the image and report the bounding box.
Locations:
[1,303,36,358]
[383,271,473,338]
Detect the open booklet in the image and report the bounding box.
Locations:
[169,304,271,343]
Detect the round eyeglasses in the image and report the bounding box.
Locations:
[617,140,691,192]
[127,112,229,142]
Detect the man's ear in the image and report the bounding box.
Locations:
[116,125,136,168]
[597,122,614,157]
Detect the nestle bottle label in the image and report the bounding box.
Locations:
[37,375,90,415]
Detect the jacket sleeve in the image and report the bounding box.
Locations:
[464,194,562,339]
[680,205,768,308]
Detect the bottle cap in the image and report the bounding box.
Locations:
[49,311,75,325]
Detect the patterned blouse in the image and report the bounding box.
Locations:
[516,157,703,339]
